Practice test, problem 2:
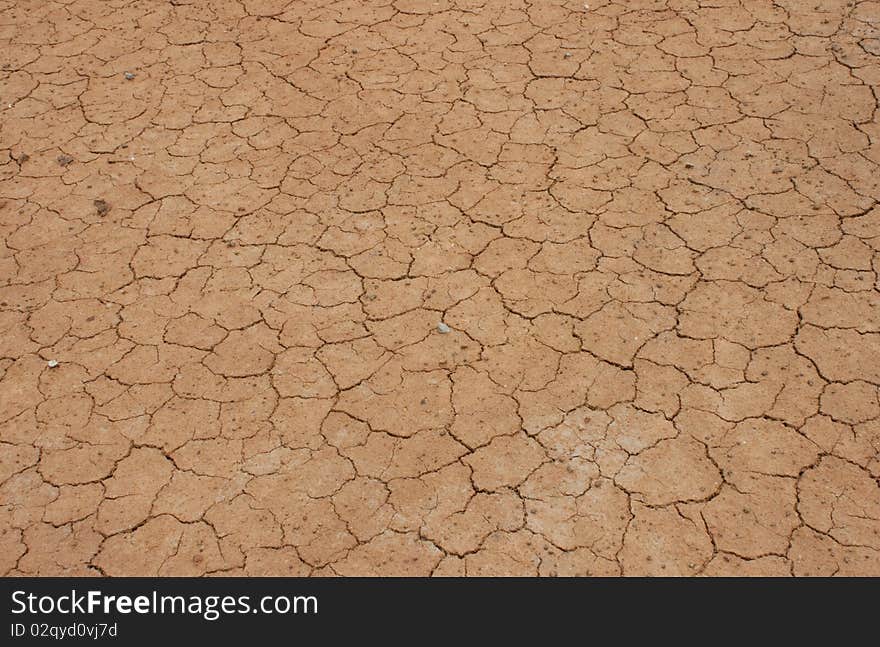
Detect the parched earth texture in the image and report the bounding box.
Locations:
[1,0,880,578]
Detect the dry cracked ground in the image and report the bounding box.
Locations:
[1,0,879,578]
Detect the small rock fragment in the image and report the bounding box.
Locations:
[47,360,59,368]
[57,154,74,167]
[124,71,135,80]
[437,322,452,334]
[94,199,110,216]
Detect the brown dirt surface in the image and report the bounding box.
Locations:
[1,0,880,577]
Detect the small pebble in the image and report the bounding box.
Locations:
[47,360,59,368]
[94,199,110,216]
[437,322,452,334]
[563,52,572,59]
[57,154,74,167]
[124,71,135,80]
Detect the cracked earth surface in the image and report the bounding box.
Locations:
[1,0,880,577]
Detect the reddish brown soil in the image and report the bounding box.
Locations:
[1,0,879,576]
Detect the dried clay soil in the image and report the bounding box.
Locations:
[2,0,880,577]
